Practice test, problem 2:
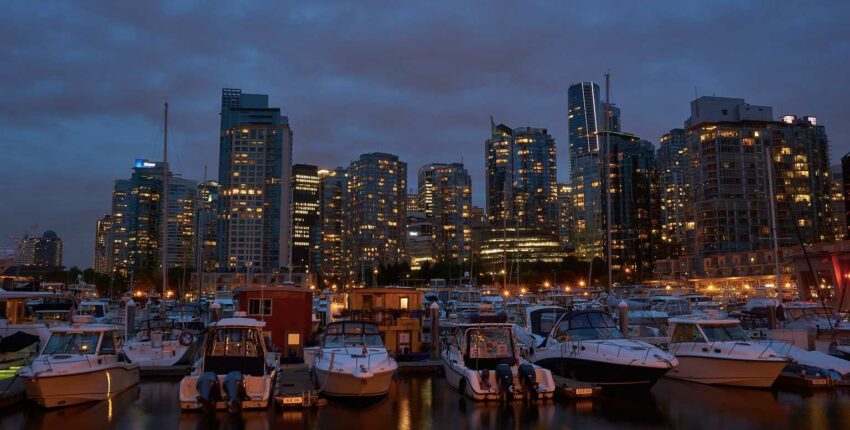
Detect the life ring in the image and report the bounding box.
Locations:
[179,333,193,346]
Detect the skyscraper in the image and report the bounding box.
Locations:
[319,167,348,284]
[657,128,688,259]
[195,180,219,273]
[291,164,320,272]
[568,82,604,259]
[556,183,575,250]
[93,215,112,274]
[418,163,472,262]
[345,153,407,283]
[217,88,293,272]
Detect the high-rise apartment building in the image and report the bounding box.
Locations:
[319,167,348,284]
[568,82,604,259]
[15,231,63,270]
[418,163,472,262]
[217,88,293,272]
[93,215,112,274]
[556,183,575,250]
[830,164,846,241]
[291,164,320,273]
[345,153,407,283]
[657,128,688,259]
[195,180,219,273]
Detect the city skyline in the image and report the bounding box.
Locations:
[3,2,850,268]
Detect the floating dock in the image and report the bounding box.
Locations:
[140,365,192,378]
[397,359,443,374]
[775,371,831,390]
[551,374,602,398]
[275,364,319,409]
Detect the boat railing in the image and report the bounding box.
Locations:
[673,339,792,359]
[323,349,392,370]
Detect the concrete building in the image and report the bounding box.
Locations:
[93,215,112,274]
[217,88,293,273]
[345,153,407,283]
[417,163,472,262]
[291,164,320,273]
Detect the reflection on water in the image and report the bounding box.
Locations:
[3,375,850,429]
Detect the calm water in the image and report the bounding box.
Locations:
[2,375,850,430]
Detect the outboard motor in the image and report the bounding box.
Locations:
[480,369,491,389]
[518,363,538,399]
[222,371,246,414]
[495,363,514,401]
[196,371,221,413]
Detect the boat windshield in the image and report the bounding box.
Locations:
[209,328,263,357]
[701,324,749,342]
[42,332,101,355]
[556,312,624,341]
[465,327,514,360]
[322,322,384,348]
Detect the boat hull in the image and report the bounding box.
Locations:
[534,357,671,389]
[666,355,786,388]
[22,364,140,408]
[179,373,274,411]
[314,367,395,398]
[443,359,556,401]
[124,340,191,367]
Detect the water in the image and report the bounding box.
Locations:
[2,376,850,430]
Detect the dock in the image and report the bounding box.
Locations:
[397,359,443,374]
[140,365,192,378]
[775,371,831,390]
[0,377,26,408]
[551,374,601,398]
[275,364,319,408]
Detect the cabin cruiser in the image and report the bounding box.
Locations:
[77,299,115,324]
[313,321,397,398]
[512,305,567,348]
[531,310,677,390]
[124,318,197,367]
[538,288,572,307]
[179,317,277,412]
[442,322,555,401]
[17,324,140,408]
[212,288,236,316]
[666,316,788,387]
[480,293,505,310]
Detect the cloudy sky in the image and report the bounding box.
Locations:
[2,1,848,268]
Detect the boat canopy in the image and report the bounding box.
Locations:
[552,310,624,341]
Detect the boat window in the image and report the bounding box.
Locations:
[100,333,116,354]
[556,312,624,341]
[671,324,705,343]
[209,328,262,357]
[701,324,749,342]
[465,327,513,360]
[43,332,101,355]
[323,323,384,348]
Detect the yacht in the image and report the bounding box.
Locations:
[512,305,567,348]
[313,321,397,398]
[531,310,677,390]
[179,317,277,412]
[442,322,556,401]
[123,317,197,367]
[666,316,788,387]
[17,324,140,408]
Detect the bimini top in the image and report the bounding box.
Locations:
[49,323,121,333]
[209,317,267,328]
[668,316,740,325]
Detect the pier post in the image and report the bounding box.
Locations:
[618,300,629,338]
[430,302,440,359]
[767,304,777,330]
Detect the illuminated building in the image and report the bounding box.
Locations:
[556,183,575,250]
[417,163,472,261]
[684,97,832,261]
[406,191,418,212]
[407,211,434,270]
[568,82,603,260]
[195,180,219,272]
[657,128,688,258]
[217,88,293,272]
[319,167,347,283]
[485,121,558,232]
[291,164,320,272]
[109,160,196,275]
[345,153,407,283]
[842,155,850,239]
[479,226,569,274]
[93,215,112,274]
[830,164,846,240]
[14,231,63,271]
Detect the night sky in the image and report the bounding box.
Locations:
[2,1,849,268]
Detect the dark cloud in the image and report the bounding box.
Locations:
[2,0,849,267]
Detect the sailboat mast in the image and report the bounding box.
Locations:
[162,102,169,300]
[604,72,613,295]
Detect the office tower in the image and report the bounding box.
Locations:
[830,164,846,241]
[345,153,407,283]
[485,122,558,232]
[319,167,348,284]
[406,192,418,213]
[418,163,472,261]
[195,180,220,273]
[14,231,63,270]
[657,128,688,258]
[93,215,112,274]
[684,97,832,260]
[469,206,488,262]
[217,88,293,272]
[557,183,575,250]
[568,82,604,259]
[109,160,197,275]
[604,102,621,132]
[407,210,434,270]
[291,164,320,272]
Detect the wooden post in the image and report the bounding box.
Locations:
[618,300,629,338]
[430,302,440,359]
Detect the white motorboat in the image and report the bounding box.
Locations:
[124,318,196,367]
[666,316,788,387]
[531,310,677,390]
[442,322,556,401]
[179,317,277,412]
[17,324,140,408]
[512,305,567,349]
[313,321,397,398]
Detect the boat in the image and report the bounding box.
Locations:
[123,317,197,367]
[531,310,677,390]
[666,316,788,387]
[17,324,140,408]
[442,322,556,401]
[312,321,397,398]
[179,317,277,412]
[512,305,567,349]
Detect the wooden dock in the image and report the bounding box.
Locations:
[0,377,26,409]
[397,359,443,374]
[275,364,319,408]
[775,371,831,390]
[551,374,601,398]
[140,365,192,378]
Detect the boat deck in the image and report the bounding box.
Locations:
[275,364,319,408]
[551,374,602,398]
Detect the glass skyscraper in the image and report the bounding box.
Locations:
[568,82,603,259]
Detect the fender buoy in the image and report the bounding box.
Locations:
[179,332,193,346]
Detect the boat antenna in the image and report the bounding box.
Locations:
[161,101,169,313]
[604,71,613,295]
